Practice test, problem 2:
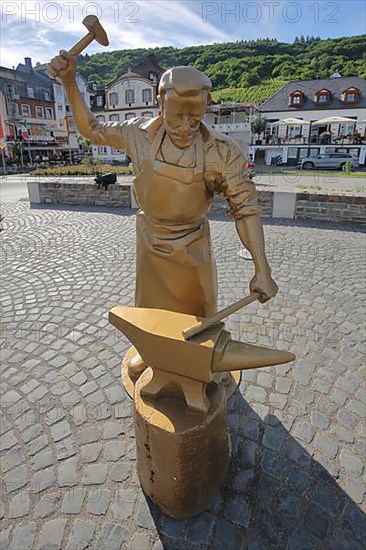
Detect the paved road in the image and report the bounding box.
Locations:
[0,172,365,204]
[0,175,29,203]
[254,171,366,193]
[0,203,365,549]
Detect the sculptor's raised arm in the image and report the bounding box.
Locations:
[49,50,130,151]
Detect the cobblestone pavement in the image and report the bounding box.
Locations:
[1,202,365,550]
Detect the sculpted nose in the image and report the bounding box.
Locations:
[180,116,190,131]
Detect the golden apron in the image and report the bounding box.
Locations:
[133,126,217,317]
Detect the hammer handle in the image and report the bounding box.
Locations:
[69,32,94,57]
[182,292,260,340]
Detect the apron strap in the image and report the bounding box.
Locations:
[149,125,166,162]
[195,132,204,174]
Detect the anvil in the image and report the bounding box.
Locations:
[109,306,295,413]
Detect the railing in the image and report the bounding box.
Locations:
[211,122,251,133]
[251,135,366,146]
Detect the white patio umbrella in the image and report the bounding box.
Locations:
[279,118,310,140]
[271,118,310,125]
[282,118,310,125]
[312,116,356,125]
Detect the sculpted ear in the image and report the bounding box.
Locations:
[157,94,163,113]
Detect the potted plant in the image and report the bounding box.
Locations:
[251,117,267,145]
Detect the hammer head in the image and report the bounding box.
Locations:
[83,15,109,46]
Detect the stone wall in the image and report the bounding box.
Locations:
[38,180,131,208]
[29,179,365,225]
[257,191,274,218]
[295,193,366,224]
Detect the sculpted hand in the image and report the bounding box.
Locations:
[250,272,278,303]
[48,50,77,83]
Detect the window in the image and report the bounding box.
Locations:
[112,148,120,154]
[349,148,360,156]
[44,90,51,101]
[36,106,44,118]
[58,105,63,111]
[5,84,14,100]
[96,115,105,122]
[125,89,135,104]
[342,87,360,103]
[289,91,305,106]
[27,86,35,98]
[142,88,152,103]
[347,93,356,102]
[149,72,157,81]
[97,146,108,154]
[291,95,302,105]
[142,111,153,118]
[45,108,53,119]
[109,114,119,122]
[21,104,30,117]
[96,95,104,107]
[109,92,118,106]
[299,148,312,159]
[125,113,136,120]
[315,89,331,104]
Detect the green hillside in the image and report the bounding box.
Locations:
[37,34,366,104]
[211,79,289,103]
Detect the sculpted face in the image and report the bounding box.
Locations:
[161,90,208,149]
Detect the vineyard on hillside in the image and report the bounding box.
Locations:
[211,79,288,104]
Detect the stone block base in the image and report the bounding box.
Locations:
[134,368,230,518]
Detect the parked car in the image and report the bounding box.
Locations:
[298,153,359,170]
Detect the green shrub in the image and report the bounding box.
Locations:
[342,161,353,172]
[32,164,133,176]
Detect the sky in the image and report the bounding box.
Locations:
[0,0,365,68]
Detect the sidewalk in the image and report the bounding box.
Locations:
[0,203,365,549]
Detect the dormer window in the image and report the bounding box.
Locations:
[289,90,305,107]
[342,87,360,103]
[315,89,331,104]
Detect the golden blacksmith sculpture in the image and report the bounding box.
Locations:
[49,19,295,518]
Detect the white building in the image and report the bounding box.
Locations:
[91,55,164,163]
[204,102,254,154]
[64,71,93,155]
[251,76,366,166]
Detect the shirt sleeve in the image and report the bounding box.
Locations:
[86,118,136,158]
[211,139,261,220]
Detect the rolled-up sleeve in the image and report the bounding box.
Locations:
[208,140,261,220]
[86,118,136,158]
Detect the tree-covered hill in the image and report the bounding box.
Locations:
[74,34,365,91]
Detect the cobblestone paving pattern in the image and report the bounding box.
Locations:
[0,203,365,549]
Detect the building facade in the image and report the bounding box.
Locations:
[204,102,254,153]
[251,76,366,166]
[0,58,95,164]
[91,55,164,162]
